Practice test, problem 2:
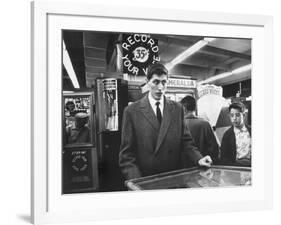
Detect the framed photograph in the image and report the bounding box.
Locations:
[31,1,273,224]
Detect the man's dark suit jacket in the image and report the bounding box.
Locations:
[119,94,202,180]
[220,125,251,166]
[184,115,219,164]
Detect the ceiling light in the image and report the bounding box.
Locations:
[198,64,251,85]
[204,37,216,42]
[166,38,216,71]
[232,64,252,74]
[63,41,80,89]
[63,91,75,94]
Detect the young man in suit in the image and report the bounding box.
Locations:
[119,63,212,180]
[220,101,251,166]
[180,95,219,164]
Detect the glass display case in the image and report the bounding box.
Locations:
[125,166,251,191]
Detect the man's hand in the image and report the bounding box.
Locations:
[198,155,212,168]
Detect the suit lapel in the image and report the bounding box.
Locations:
[140,95,160,131]
[154,98,173,154]
[230,126,237,159]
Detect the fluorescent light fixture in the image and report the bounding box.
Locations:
[198,64,251,85]
[116,44,123,72]
[232,64,252,74]
[63,41,80,89]
[204,37,216,42]
[166,38,216,70]
[63,91,75,94]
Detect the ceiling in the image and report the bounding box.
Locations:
[63,31,251,90]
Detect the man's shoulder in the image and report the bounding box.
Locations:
[125,96,146,111]
[186,116,212,128]
[195,118,212,126]
[223,126,234,137]
[125,101,139,111]
[126,95,183,111]
[165,98,182,109]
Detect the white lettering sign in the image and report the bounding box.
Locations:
[197,85,223,98]
[122,34,160,76]
[167,78,196,88]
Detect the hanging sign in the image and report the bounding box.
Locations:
[122,34,160,76]
[167,78,197,89]
[197,84,223,98]
[197,84,225,127]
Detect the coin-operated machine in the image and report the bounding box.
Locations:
[95,78,128,191]
[62,92,99,194]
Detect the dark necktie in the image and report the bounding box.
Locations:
[155,102,162,124]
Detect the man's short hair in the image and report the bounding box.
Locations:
[146,63,168,80]
[180,95,196,111]
[65,101,75,110]
[66,101,74,107]
[229,101,246,113]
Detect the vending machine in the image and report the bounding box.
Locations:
[95,78,128,191]
[62,92,99,194]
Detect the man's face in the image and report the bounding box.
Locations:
[229,108,245,128]
[67,103,75,111]
[147,73,168,101]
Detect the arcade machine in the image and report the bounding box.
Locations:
[95,78,128,191]
[62,92,99,194]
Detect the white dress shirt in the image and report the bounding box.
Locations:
[148,92,164,117]
[233,125,251,159]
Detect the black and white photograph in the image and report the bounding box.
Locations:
[1,0,280,224]
[62,30,252,194]
[27,1,276,224]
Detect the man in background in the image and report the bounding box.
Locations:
[119,63,212,180]
[67,112,90,144]
[220,102,251,166]
[180,95,219,165]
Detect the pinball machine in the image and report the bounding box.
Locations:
[125,166,251,191]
